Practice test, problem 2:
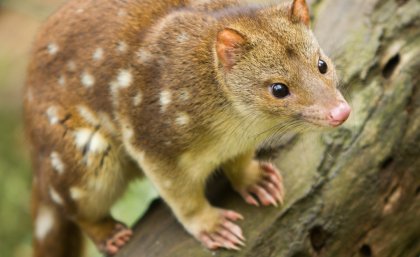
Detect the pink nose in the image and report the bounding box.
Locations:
[328,101,351,126]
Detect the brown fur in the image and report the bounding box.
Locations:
[24,0,350,256]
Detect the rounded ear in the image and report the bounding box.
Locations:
[216,28,246,70]
[290,0,311,27]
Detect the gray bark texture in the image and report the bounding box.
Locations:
[115,0,420,256]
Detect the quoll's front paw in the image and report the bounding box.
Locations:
[190,209,245,250]
[238,162,285,207]
[98,223,133,256]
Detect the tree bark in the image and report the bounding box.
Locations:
[115,0,420,256]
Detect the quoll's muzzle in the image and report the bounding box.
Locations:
[327,101,351,127]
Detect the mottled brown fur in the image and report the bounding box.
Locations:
[24,0,350,256]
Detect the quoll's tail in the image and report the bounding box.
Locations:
[32,183,84,257]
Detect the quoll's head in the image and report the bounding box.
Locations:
[215,0,351,129]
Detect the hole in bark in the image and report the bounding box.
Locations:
[416,186,420,195]
[382,54,400,79]
[360,244,372,257]
[395,0,408,6]
[309,226,327,251]
[380,156,394,169]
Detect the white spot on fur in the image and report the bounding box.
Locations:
[93,48,104,61]
[35,206,55,240]
[50,152,65,174]
[110,69,133,93]
[76,8,84,14]
[160,90,171,112]
[109,83,121,110]
[137,48,153,63]
[77,106,99,126]
[89,132,109,153]
[133,91,143,106]
[70,187,84,200]
[117,69,133,88]
[175,112,190,126]
[58,75,66,86]
[122,124,134,139]
[177,32,189,42]
[46,106,59,125]
[117,41,128,53]
[49,187,64,205]
[109,70,133,108]
[72,128,109,166]
[47,43,59,55]
[67,61,76,72]
[81,71,95,88]
[73,128,93,150]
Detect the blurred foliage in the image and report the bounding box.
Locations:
[0,1,158,257]
[2,0,66,18]
[0,109,32,257]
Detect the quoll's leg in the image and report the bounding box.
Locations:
[135,154,245,250]
[223,151,285,207]
[32,147,133,257]
[29,103,136,256]
[66,127,134,256]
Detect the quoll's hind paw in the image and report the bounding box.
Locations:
[239,162,285,207]
[99,224,133,256]
[198,210,245,251]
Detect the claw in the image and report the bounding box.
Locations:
[200,234,221,250]
[222,210,244,221]
[240,191,260,206]
[260,180,282,205]
[208,230,242,250]
[99,225,133,256]
[236,162,285,207]
[222,220,245,242]
[263,169,281,185]
[197,209,245,251]
[106,244,118,255]
[250,185,277,206]
[114,238,125,247]
[224,241,241,251]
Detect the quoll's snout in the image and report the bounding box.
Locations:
[328,101,351,127]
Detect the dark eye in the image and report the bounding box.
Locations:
[318,59,328,74]
[270,83,290,98]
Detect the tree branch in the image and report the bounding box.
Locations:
[115,0,420,256]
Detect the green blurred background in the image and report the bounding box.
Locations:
[0,1,158,256]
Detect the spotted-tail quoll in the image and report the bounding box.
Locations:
[24,0,351,256]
